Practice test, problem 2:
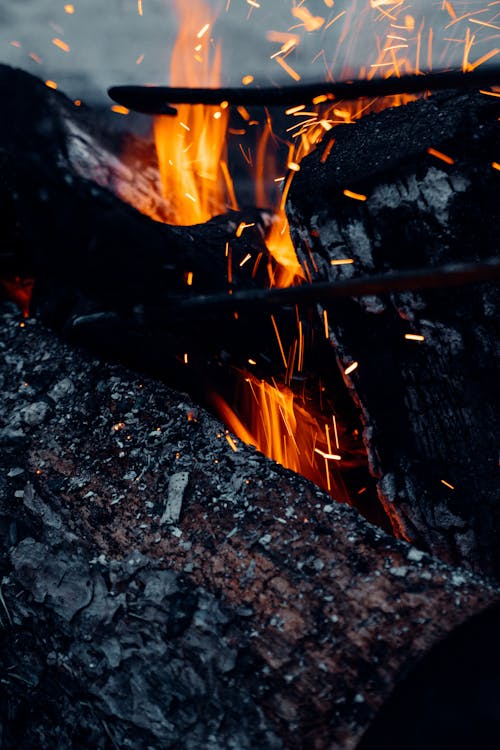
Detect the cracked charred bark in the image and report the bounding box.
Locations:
[288,89,500,579]
[0,307,499,750]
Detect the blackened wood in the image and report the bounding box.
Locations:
[0,306,498,750]
[108,68,500,112]
[171,257,500,317]
[288,89,500,578]
[0,64,286,385]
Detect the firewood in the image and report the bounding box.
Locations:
[0,305,498,750]
[287,89,500,578]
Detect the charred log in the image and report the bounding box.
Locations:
[287,89,500,578]
[0,64,285,390]
[0,305,499,750]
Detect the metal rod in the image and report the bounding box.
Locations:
[173,258,500,317]
[109,69,500,114]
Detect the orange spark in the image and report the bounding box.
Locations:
[441,479,455,490]
[111,105,130,115]
[275,56,301,81]
[45,80,58,89]
[405,334,425,341]
[344,362,359,375]
[343,189,367,201]
[52,38,70,52]
[427,147,455,165]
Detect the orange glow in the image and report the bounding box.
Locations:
[343,189,368,201]
[111,105,130,115]
[1,277,34,318]
[64,4,75,13]
[52,38,70,52]
[427,147,455,165]
[45,80,57,89]
[211,377,350,501]
[153,0,234,225]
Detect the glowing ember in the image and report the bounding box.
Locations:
[1,277,34,318]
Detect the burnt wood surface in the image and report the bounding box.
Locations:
[288,89,500,579]
[0,64,383,526]
[0,64,286,389]
[0,305,499,750]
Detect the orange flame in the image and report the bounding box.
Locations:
[153,0,236,225]
[1,277,34,318]
[212,374,351,501]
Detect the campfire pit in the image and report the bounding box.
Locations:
[1,0,500,747]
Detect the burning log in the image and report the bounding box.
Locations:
[287,88,500,578]
[0,304,499,750]
[0,64,287,388]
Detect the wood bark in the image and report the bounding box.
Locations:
[287,89,500,578]
[0,305,499,750]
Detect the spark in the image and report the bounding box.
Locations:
[64,4,75,14]
[185,193,197,203]
[247,0,260,7]
[45,80,58,89]
[343,189,367,201]
[286,104,306,115]
[138,0,143,16]
[239,253,252,267]
[314,448,342,460]
[332,415,340,449]
[9,41,21,47]
[287,161,301,172]
[323,309,329,339]
[468,18,500,30]
[183,353,189,364]
[111,105,130,115]
[480,90,500,98]
[186,272,194,286]
[321,139,335,163]
[441,479,455,490]
[236,222,255,237]
[271,315,288,369]
[325,10,347,30]
[344,362,359,376]
[292,6,325,32]
[52,38,70,52]
[405,333,425,341]
[248,359,257,366]
[330,258,354,266]
[113,422,126,432]
[225,434,239,452]
[427,147,455,165]
[242,75,254,85]
[275,56,301,81]
[136,54,145,65]
[29,53,42,64]
[492,162,500,171]
[197,23,210,39]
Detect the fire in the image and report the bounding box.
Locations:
[153,0,235,225]
[1,277,34,318]
[116,0,500,509]
[211,374,351,502]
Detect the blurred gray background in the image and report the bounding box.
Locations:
[0,1,497,107]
